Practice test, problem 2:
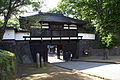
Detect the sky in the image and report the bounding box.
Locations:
[22,0,60,16]
[41,0,60,12]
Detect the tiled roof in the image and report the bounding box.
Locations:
[21,12,87,25]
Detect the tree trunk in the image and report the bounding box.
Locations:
[0,18,9,41]
[0,11,11,41]
[0,0,13,41]
[0,28,5,41]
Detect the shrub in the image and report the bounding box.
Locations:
[0,50,16,80]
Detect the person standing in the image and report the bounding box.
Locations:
[84,49,89,56]
[69,51,72,61]
[65,51,68,62]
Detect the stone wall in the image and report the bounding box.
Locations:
[77,39,120,57]
[90,47,120,56]
[1,39,120,63]
[0,40,16,53]
[77,40,97,57]
[15,41,33,63]
[0,40,33,63]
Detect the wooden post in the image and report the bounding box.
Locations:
[68,24,70,42]
[25,37,26,40]
[30,27,32,41]
[63,45,65,60]
[41,24,43,42]
[57,45,60,59]
[50,29,52,43]
[60,29,62,43]
[77,25,78,40]
[30,36,31,41]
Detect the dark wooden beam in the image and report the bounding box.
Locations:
[41,24,43,42]
[30,37,31,41]
[68,24,70,42]
[50,29,52,43]
[60,29,62,44]
[25,37,26,40]
[77,25,78,39]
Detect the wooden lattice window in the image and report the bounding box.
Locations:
[50,23,63,30]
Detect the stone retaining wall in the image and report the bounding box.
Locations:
[77,40,120,57]
[1,40,120,63]
[0,40,33,63]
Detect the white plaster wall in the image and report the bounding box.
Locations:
[3,29,15,40]
[64,24,77,26]
[78,33,95,40]
[64,24,68,26]
[15,32,30,40]
[42,23,49,25]
[69,24,76,26]
[3,30,95,40]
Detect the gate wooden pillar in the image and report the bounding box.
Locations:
[57,45,61,59]
[62,44,67,60]
[63,51,65,60]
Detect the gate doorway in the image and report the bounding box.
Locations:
[47,44,64,63]
[30,40,77,63]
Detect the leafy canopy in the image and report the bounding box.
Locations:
[0,0,43,40]
[0,49,16,79]
[48,8,63,14]
[0,0,42,16]
[55,0,120,48]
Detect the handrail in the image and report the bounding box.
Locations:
[23,36,83,38]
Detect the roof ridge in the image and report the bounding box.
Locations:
[39,12,64,16]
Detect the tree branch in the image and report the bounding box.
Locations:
[12,0,25,9]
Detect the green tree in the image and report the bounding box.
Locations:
[57,0,120,48]
[0,0,43,41]
[48,8,63,14]
[0,18,21,30]
[57,0,120,59]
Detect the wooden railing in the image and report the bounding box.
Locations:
[23,36,83,41]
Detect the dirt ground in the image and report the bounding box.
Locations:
[16,63,103,80]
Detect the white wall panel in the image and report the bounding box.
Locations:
[3,29,15,40]
[78,33,95,40]
[15,32,30,40]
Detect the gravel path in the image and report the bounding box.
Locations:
[54,61,120,80]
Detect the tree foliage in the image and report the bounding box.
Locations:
[56,0,120,48]
[0,50,16,80]
[0,0,43,40]
[48,8,63,14]
[0,18,21,30]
